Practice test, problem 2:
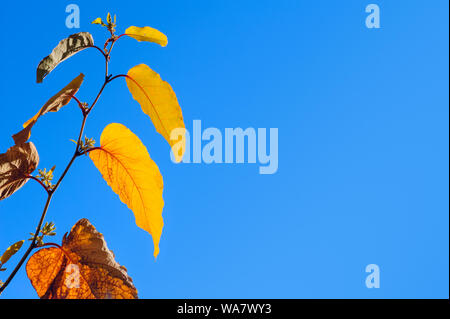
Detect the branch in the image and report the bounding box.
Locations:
[0,194,52,293]
[39,243,75,264]
[0,45,113,295]
[69,94,86,114]
[88,45,107,59]
[25,175,49,193]
[107,74,127,82]
[77,146,101,156]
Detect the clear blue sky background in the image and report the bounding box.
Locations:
[0,0,448,298]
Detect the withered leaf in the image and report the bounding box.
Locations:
[26,218,138,299]
[0,142,39,200]
[37,32,93,83]
[12,74,84,145]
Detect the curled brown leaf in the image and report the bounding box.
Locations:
[13,74,84,145]
[37,32,93,83]
[0,142,39,200]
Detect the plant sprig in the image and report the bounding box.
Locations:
[0,25,114,294]
[36,166,56,190]
[1,13,179,297]
[28,222,56,248]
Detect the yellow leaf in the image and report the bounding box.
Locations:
[0,240,25,265]
[91,17,104,25]
[126,64,185,162]
[124,26,168,47]
[26,219,138,299]
[12,74,84,145]
[89,123,164,257]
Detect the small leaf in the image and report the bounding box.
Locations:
[126,64,185,162]
[91,17,104,25]
[0,240,25,265]
[124,26,168,47]
[89,123,164,257]
[13,74,84,145]
[0,142,39,200]
[37,33,93,83]
[26,218,137,299]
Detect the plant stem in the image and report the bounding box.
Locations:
[25,175,50,193]
[0,46,113,295]
[88,45,107,59]
[40,243,75,264]
[0,194,52,293]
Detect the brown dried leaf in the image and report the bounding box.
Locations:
[26,218,138,299]
[0,142,39,200]
[37,32,93,83]
[12,74,84,145]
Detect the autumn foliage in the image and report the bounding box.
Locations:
[0,13,185,298]
[26,219,137,299]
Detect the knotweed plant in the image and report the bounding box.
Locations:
[0,13,185,299]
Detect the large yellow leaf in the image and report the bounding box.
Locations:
[126,64,185,162]
[124,26,168,47]
[89,123,164,257]
[12,74,84,145]
[26,218,138,299]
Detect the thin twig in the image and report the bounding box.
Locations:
[25,175,49,193]
[107,74,127,82]
[88,45,107,59]
[0,194,52,293]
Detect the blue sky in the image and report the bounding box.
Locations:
[0,0,448,298]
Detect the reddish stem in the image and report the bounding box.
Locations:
[25,175,49,193]
[78,146,102,156]
[39,243,76,266]
[88,45,107,58]
[116,34,127,41]
[69,94,86,114]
